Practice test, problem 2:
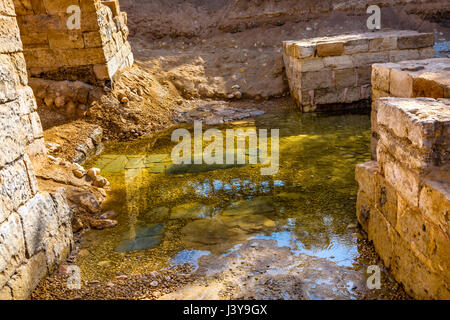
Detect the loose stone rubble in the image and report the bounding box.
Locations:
[371,58,450,158]
[356,98,450,300]
[283,31,435,112]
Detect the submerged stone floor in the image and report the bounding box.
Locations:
[32,100,409,300]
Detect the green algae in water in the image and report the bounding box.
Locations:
[80,110,371,281]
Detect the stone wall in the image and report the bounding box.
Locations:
[283,30,434,112]
[371,58,450,158]
[13,0,133,85]
[356,97,450,299]
[0,0,73,299]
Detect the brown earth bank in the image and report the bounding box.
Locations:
[33,0,449,300]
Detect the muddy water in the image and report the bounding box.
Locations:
[80,108,398,299]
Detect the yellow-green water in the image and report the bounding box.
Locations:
[80,109,371,283]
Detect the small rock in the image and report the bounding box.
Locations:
[73,169,85,178]
[150,281,159,287]
[152,291,161,298]
[93,175,108,188]
[87,168,101,179]
[72,217,84,232]
[91,219,118,230]
[234,91,242,99]
[99,211,117,220]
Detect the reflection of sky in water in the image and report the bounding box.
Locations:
[170,250,211,271]
[251,227,357,268]
[435,41,450,57]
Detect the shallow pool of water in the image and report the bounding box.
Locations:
[80,107,375,298]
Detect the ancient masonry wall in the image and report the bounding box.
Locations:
[371,58,450,158]
[283,31,434,112]
[0,0,73,299]
[356,97,450,299]
[13,0,133,118]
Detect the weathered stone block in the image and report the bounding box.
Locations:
[301,70,333,90]
[48,32,85,50]
[419,176,450,235]
[18,193,59,257]
[375,174,398,228]
[0,159,33,212]
[380,149,421,207]
[376,98,450,151]
[0,16,22,54]
[398,33,434,50]
[0,213,26,288]
[356,190,372,232]
[323,55,353,70]
[335,68,356,88]
[7,251,47,300]
[390,68,413,97]
[369,36,397,52]
[317,42,343,57]
[368,207,395,268]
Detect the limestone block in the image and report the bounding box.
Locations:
[355,161,378,201]
[0,0,15,16]
[356,190,372,232]
[420,176,450,235]
[413,73,446,99]
[323,55,353,70]
[356,66,372,86]
[372,64,391,92]
[0,16,22,54]
[396,196,433,259]
[0,213,26,288]
[44,223,72,271]
[369,36,397,52]
[102,0,121,16]
[11,0,33,15]
[390,68,413,97]
[0,285,12,300]
[352,52,389,67]
[0,158,33,212]
[299,58,324,72]
[18,193,59,257]
[7,251,47,300]
[368,207,395,268]
[50,189,72,226]
[335,68,356,88]
[29,112,43,139]
[390,227,449,300]
[301,70,333,90]
[388,49,420,63]
[398,33,434,50]
[42,0,82,14]
[379,149,421,208]
[83,31,103,48]
[0,53,22,104]
[376,98,450,151]
[48,32,85,50]
[375,174,398,228]
[343,39,369,54]
[314,88,341,105]
[317,42,343,57]
[293,44,315,59]
[16,14,64,34]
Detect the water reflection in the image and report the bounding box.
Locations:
[83,110,371,275]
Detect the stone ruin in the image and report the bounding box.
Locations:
[0,0,132,299]
[283,31,435,112]
[356,97,450,299]
[14,0,133,119]
[284,30,449,299]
